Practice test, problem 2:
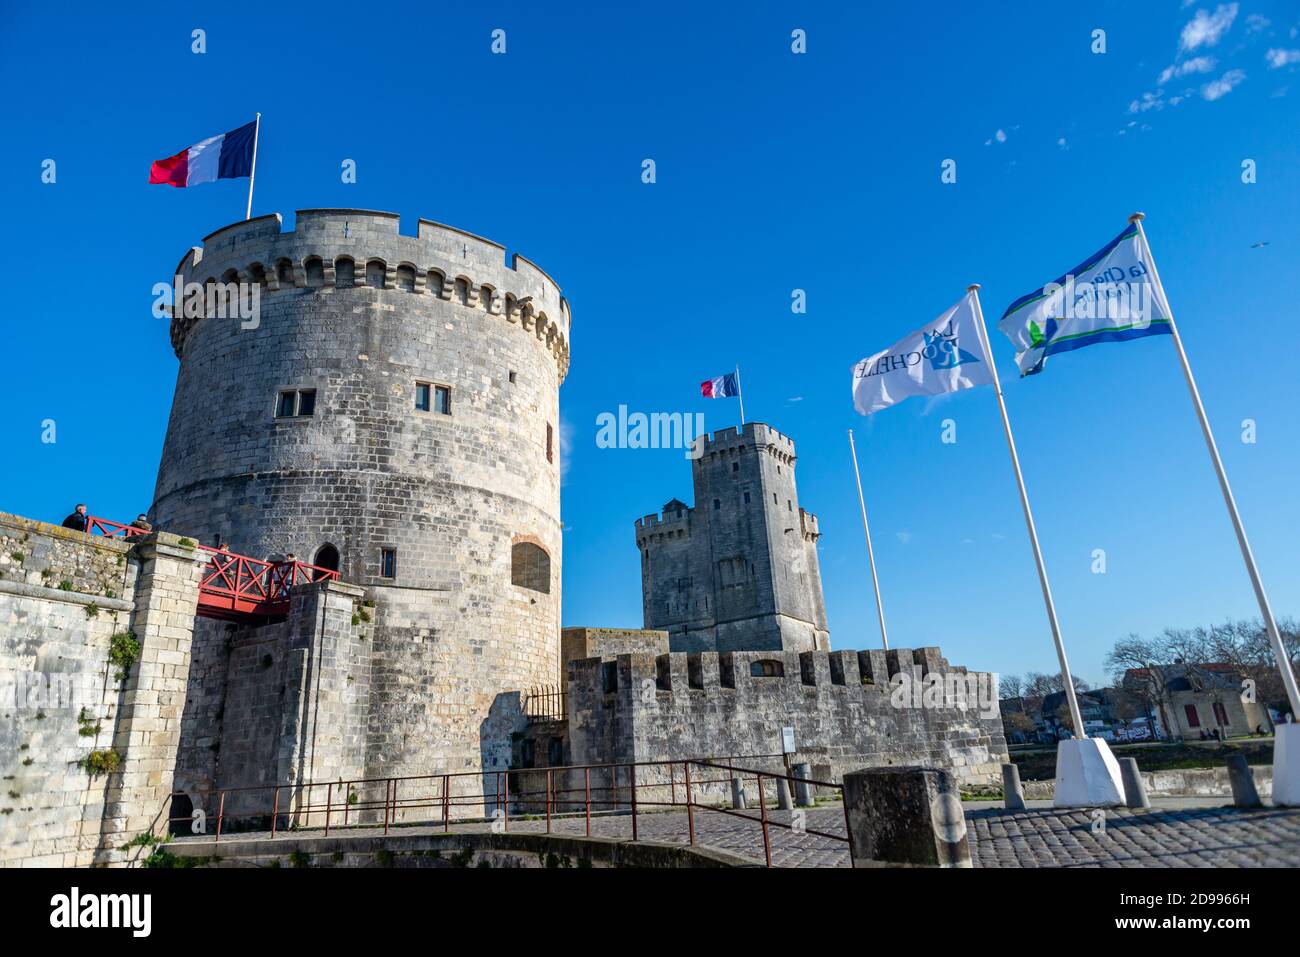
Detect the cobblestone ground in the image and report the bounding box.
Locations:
[196,801,1300,868]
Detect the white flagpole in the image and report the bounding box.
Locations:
[245,113,261,221]
[968,284,1086,738]
[848,429,889,650]
[735,364,746,426]
[1130,212,1300,717]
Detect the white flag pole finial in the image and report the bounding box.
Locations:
[848,429,889,650]
[968,284,1087,739]
[1130,213,1300,719]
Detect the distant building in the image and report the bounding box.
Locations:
[1123,664,1274,740]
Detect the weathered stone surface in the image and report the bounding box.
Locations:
[151,211,568,798]
[843,766,971,868]
[635,423,828,653]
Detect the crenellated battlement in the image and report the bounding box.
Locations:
[694,421,796,466]
[562,644,1008,786]
[170,209,571,380]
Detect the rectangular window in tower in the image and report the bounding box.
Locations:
[743,491,751,504]
[415,382,431,412]
[508,370,517,384]
[773,493,778,505]
[434,385,452,415]
[276,389,316,418]
[379,548,397,579]
[547,423,554,463]
[732,462,739,473]
[713,499,721,510]
[787,500,793,511]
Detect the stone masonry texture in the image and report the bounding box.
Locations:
[0,514,204,866]
[151,210,568,806]
[635,423,829,653]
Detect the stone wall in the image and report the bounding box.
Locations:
[564,645,1008,792]
[561,627,667,667]
[0,514,205,866]
[172,579,368,828]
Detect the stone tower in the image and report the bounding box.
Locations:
[634,423,829,653]
[151,209,570,793]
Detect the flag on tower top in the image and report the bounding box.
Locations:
[700,372,740,398]
[149,120,257,188]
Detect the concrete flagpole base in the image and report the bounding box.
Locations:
[1271,723,1300,807]
[1053,737,1126,807]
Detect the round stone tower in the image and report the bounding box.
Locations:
[152,209,569,785]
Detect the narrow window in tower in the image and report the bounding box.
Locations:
[732,462,739,473]
[434,385,452,415]
[296,390,316,416]
[276,391,296,417]
[546,423,554,464]
[276,389,316,417]
[713,499,721,510]
[787,500,792,512]
[773,493,778,505]
[380,548,397,579]
[743,491,751,504]
[415,382,431,412]
[508,370,517,384]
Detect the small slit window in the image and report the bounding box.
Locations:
[751,659,784,678]
[379,548,397,579]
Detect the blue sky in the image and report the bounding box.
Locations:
[3,1,1298,687]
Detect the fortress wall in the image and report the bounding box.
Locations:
[0,515,204,865]
[564,647,1008,789]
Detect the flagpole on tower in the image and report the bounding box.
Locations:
[735,364,745,427]
[1130,212,1300,720]
[245,113,261,221]
[967,284,1086,739]
[848,429,889,650]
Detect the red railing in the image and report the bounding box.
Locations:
[85,516,339,621]
[161,756,852,868]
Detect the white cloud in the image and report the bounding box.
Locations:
[1057,137,1068,148]
[984,128,1008,146]
[1128,91,1165,113]
[1201,68,1246,100]
[1157,55,1216,85]
[1246,14,1270,33]
[1266,48,1300,68]
[895,531,912,545]
[1180,4,1238,52]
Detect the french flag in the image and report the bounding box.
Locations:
[149,120,257,188]
[700,371,740,398]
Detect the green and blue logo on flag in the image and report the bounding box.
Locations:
[998,223,1171,376]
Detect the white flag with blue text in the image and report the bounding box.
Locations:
[998,222,1172,377]
[851,291,995,416]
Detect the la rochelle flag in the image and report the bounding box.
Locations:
[852,291,993,415]
[999,222,1172,376]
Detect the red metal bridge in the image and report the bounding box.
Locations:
[87,517,339,623]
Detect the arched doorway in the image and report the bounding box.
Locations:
[168,793,195,836]
[313,543,340,580]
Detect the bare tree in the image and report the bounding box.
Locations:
[1106,634,1179,742]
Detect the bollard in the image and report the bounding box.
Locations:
[842,766,971,868]
[793,763,814,807]
[1002,763,1026,811]
[1118,758,1150,809]
[730,777,747,810]
[774,776,793,811]
[1225,754,1262,808]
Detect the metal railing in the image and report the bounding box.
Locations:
[523,684,566,723]
[86,516,339,620]
[163,756,852,867]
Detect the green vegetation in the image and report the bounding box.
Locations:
[79,749,121,777]
[10,552,24,564]
[84,602,100,619]
[57,580,73,591]
[289,850,311,868]
[77,708,102,738]
[108,631,141,682]
[178,538,197,549]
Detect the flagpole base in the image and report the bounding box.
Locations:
[1271,723,1300,806]
[1053,737,1126,807]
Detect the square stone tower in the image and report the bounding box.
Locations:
[634,422,829,653]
